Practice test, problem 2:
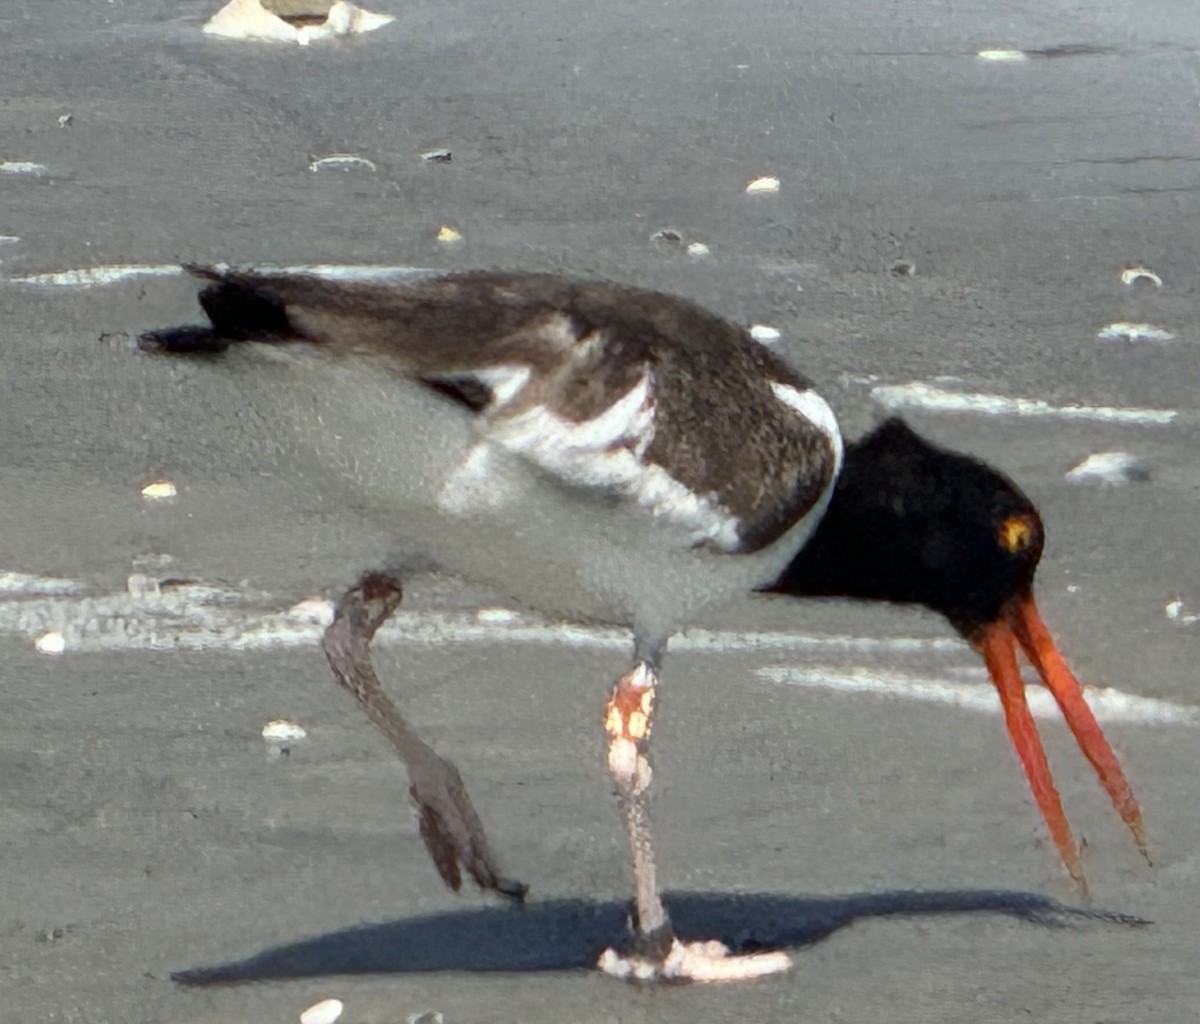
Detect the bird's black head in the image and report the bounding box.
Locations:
[766,417,1148,892]
[769,417,1044,637]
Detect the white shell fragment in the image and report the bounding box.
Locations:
[263,720,308,743]
[1,162,50,176]
[1165,599,1184,621]
[57,114,73,128]
[263,719,308,759]
[477,607,519,625]
[745,176,780,194]
[140,480,177,500]
[299,998,344,1024]
[976,48,1029,62]
[204,0,393,44]
[1065,452,1150,485]
[35,630,66,655]
[1120,266,1163,288]
[420,148,452,164]
[649,229,709,257]
[436,225,463,243]
[1096,322,1174,343]
[749,324,782,344]
[309,154,377,173]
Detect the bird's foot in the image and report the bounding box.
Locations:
[408,742,528,901]
[597,939,791,984]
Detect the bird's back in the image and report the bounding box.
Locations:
[141,268,843,639]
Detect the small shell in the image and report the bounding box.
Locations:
[1,162,50,176]
[685,241,711,258]
[477,607,519,625]
[1119,266,1163,288]
[650,228,683,244]
[436,225,463,243]
[749,324,781,343]
[205,0,392,43]
[1096,322,1173,343]
[299,998,344,1024]
[1065,452,1150,485]
[262,720,308,743]
[35,631,66,655]
[57,114,73,128]
[140,480,177,500]
[420,148,452,163]
[309,154,377,173]
[976,48,1028,62]
[1165,599,1184,621]
[745,176,780,194]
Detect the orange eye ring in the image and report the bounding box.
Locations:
[999,515,1035,553]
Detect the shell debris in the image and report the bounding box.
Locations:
[1065,452,1150,485]
[262,720,308,743]
[421,148,453,164]
[1120,266,1163,288]
[1096,322,1174,343]
[35,631,66,655]
[976,48,1029,62]
[263,719,308,759]
[299,998,344,1024]
[745,175,780,195]
[1,162,50,177]
[650,229,710,257]
[477,607,519,625]
[140,480,178,500]
[204,0,392,44]
[436,225,463,243]
[309,154,377,173]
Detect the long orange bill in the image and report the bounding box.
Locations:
[1008,594,1148,859]
[973,593,1148,893]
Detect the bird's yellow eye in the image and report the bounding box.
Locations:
[999,515,1035,553]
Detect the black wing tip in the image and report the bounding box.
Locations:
[181,261,225,282]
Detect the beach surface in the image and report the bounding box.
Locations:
[3,1,1200,1020]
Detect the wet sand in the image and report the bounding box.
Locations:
[3,0,1200,1020]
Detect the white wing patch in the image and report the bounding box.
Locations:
[471,365,532,408]
[769,381,844,475]
[488,373,743,550]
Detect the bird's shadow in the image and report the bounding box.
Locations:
[173,888,1145,984]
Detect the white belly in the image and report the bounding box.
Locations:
[216,342,816,643]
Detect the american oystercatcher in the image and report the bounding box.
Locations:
[140,266,1145,982]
